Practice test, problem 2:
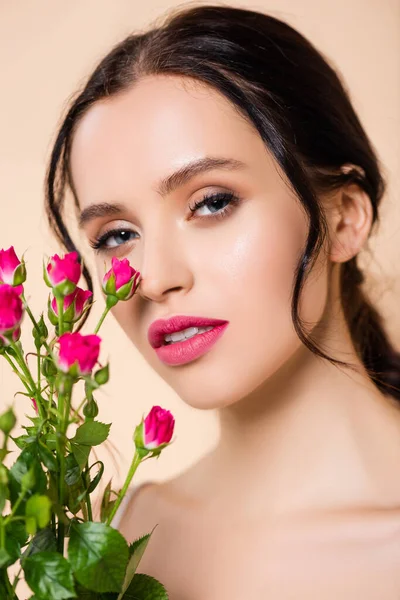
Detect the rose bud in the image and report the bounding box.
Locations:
[0,284,23,346]
[134,405,175,455]
[102,257,141,303]
[56,332,101,378]
[31,398,38,414]
[0,246,26,295]
[0,326,21,348]
[48,287,93,326]
[43,251,82,297]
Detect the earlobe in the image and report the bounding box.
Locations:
[327,182,373,264]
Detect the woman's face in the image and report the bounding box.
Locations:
[70,74,330,410]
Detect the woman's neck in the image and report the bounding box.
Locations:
[210,316,400,518]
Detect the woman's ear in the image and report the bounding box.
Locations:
[326,174,373,264]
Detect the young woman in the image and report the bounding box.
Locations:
[44,4,400,598]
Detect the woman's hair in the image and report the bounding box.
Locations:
[44,3,400,400]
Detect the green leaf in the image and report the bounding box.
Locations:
[72,421,111,446]
[0,570,9,597]
[74,581,118,599]
[25,494,52,534]
[37,439,58,472]
[117,532,153,600]
[22,527,57,558]
[69,521,129,593]
[71,443,91,472]
[87,461,104,494]
[0,518,28,567]
[9,443,47,509]
[23,551,76,600]
[65,453,81,485]
[122,573,169,600]
[0,548,12,568]
[10,434,36,449]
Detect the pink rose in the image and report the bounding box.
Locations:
[134,405,175,452]
[44,251,81,297]
[57,332,101,377]
[102,257,141,302]
[0,246,26,295]
[48,287,93,325]
[0,284,23,335]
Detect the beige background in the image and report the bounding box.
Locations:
[1,0,399,496]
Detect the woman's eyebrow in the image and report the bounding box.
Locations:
[78,155,247,229]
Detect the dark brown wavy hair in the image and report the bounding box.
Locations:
[44,3,400,400]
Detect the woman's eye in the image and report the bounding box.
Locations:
[89,229,137,252]
[189,190,240,218]
[89,190,241,254]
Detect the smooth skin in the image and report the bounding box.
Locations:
[70,74,400,598]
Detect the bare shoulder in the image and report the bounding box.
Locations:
[117,481,165,543]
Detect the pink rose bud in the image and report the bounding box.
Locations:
[0,325,21,348]
[43,251,82,297]
[31,398,38,414]
[48,287,93,325]
[0,246,26,295]
[0,285,23,343]
[56,332,101,377]
[102,257,141,303]
[134,405,175,453]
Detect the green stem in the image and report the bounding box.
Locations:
[3,489,27,527]
[83,463,93,521]
[93,305,111,335]
[1,352,32,391]
[56,297,64,337]
[0,518,5,548]
[3,570,18,600]
[106,450,142,526]
[9,342,45,420]
[56,377,72,553]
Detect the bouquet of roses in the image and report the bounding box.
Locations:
[0,246,175,599]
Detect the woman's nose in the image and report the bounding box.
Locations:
[136,233,193,303]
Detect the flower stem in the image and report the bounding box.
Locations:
[2,352,32,391]
[56,376,72,553]
[56,297,64,337]
[93,306,111,335]
[9,342,45,421]
[106,450,142,526]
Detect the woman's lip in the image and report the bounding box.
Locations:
[154,323,229,366]
[148,315,229,349]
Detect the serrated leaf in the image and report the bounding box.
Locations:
[72,421,111,446]
[10,434,35,449]
[71,443,91,472]
[117,531,153,600]
[23,551,76,600]
[68,521,129,593]
[123,573,169,600]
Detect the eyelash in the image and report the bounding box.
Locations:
[89,190,241,253]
